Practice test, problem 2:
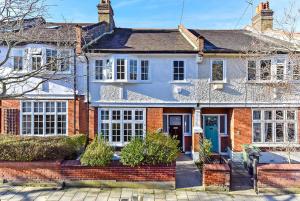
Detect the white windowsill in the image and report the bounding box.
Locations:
[169,80,191,84]
[92,80,152,84]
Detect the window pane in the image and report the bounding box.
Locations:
[32,56,42,70]
[287,111,296,120]
[46,115,55,135]
[22,115,31,135]
[287,123,296,142]
[135,123,143,139]
[14,56,23,71]
[276,110,284,120]
[163,115,168,133]
[22,102,32,113]
[248,61,256,81]
[184,115,190,133]
[212,60,224,81]
[100,123,109,141]
[112,123,121,142]
[260,60,271,80]
[124,123,132,142]
[57,102,67,113]
[129,60,137,80]
[173,60,184,81]
[264,111,272,120]
[57,115,67,135]
[117,59,125,80]
[253,111,261,120]
[34,115,43,135]
[46,102,55,113]
[169,116,182,126]
[275,123,284,142]
[276,64,284,80]
[135,111,143,120]
[124,110,132,120]
[264,123,273,142]
[112,110,121,120]
[141,60,149,80]
[253,123,262,143]
[34,102,43,113]
[95,60,103,80]
[220,115,226,134]
[101,111,109,120]
[293,62,300,80]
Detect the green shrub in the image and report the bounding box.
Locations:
[198,139,212,166]
[80,137,113,167]
[120,138,145,167]
[144,133,180,165]
[0,134,86,162]
[120,133,179,167]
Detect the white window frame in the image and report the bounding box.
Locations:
[173,60,186,81]
[252,109,298,145]
[210,59,226,82]
[141,60,150,81]
[116,58,127,81]
[98,108,146,147]
[20,101,68,136]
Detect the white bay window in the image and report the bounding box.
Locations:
[99,108,146,146]
[21,101,68,136]
[252,109,298,144]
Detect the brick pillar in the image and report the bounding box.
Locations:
[192,108,203,160]
[231,108,252,152]
[0,100,20,135]
[146,108,163,133]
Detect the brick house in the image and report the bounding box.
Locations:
[0,0,299,162]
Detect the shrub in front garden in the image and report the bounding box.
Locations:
[80,137,113,166]
[144,133,179,165]
[120,133,179,167]
[0,134,86,162]
[198,138,212,167]
[120,138,145,167]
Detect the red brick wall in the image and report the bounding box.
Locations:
[184,136,192,152]
[0,161,61,182]
[203,164,230,191]
[163,108,193,114]
[147,108,163,133]
[231,108,252,152]
[258,164,300,191]
[0,161,175,183]
[0,100,20,135]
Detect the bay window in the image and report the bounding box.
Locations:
[46,49,58,71]
[252,109,298,144]
[95,60,104,80]
[21,101,68,136]
[260,60,271,80]
[32,55,42,70]
[117,59,126,80]
[247,61,256,81]
[129,60,138,80]
[99,108,146,146]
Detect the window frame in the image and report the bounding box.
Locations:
[173,60,185,81]
[20,101,68,136]
[252,109,298,144]
[98,108,146,147]
[210,59,226,82]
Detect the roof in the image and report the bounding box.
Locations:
[86,28,197,53]
[190,29,292,53]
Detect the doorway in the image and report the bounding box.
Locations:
[169,115,183,151]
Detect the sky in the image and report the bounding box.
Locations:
[47,0,300,30]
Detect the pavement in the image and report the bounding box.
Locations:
[1,186,300,201]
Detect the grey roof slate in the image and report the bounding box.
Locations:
[87,28,197,53]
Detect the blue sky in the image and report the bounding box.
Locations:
[48,0,300,30]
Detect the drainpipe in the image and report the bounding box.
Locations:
[73,48,77,134]
[84,54,90,140]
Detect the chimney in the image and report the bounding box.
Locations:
[75,25,82,55]
[252,1,273,32]
[97,0,115,32]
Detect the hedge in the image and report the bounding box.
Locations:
[0,134,86,162]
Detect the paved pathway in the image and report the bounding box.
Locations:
[1,186,300,201]
[176,154,202,189]
[230,161,253,192]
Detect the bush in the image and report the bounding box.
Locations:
[80,137,113,167]
[198,139,212,166]
[120,138,145,167]
[0,134,86,162]
[120,133,179,167]
[144,133,179,165]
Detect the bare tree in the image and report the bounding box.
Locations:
[0,0,76,99]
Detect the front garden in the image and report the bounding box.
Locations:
[0,133,179,189]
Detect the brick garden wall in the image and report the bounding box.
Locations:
[203,164,230,191]
[0,160,175,184]
[257,164,300,192]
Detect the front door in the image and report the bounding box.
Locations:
[204,116,219,153]
[169,115,183,151]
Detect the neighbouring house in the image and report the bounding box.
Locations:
[0,0,299,163]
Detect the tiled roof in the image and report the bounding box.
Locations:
[87,28,197,53]
[190,29,291,53]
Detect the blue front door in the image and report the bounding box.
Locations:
[204,116,219,153]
